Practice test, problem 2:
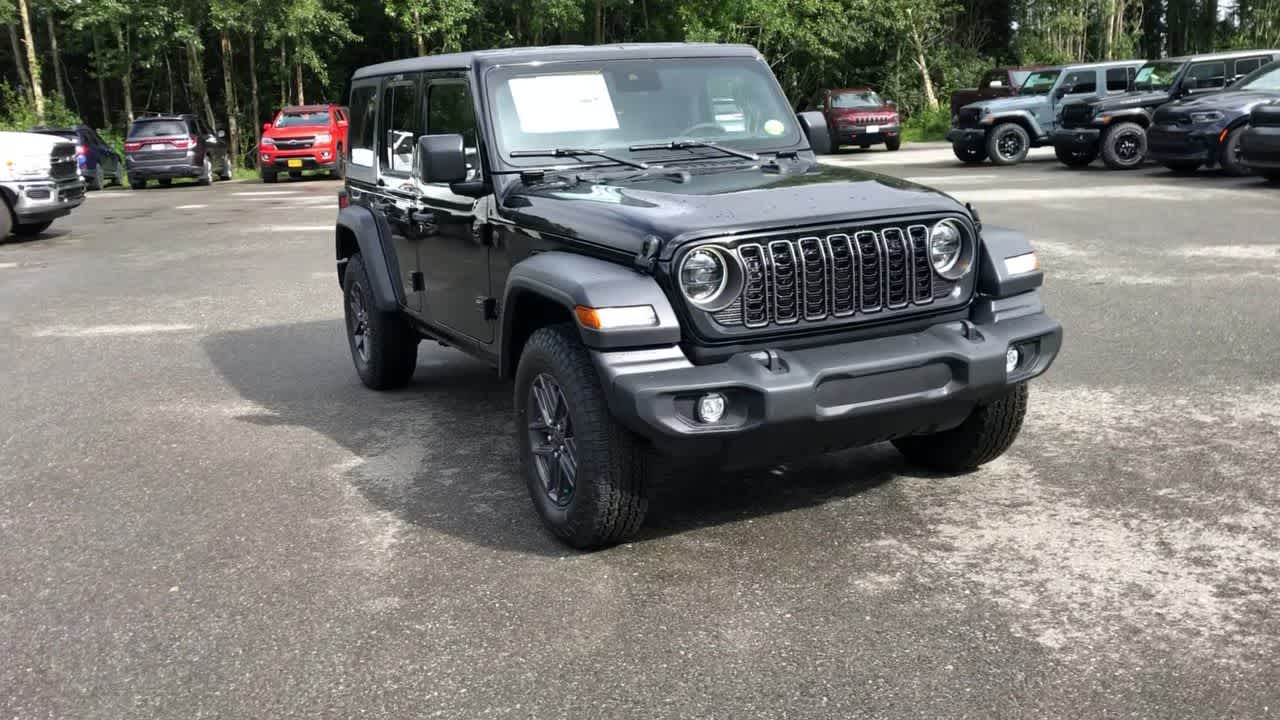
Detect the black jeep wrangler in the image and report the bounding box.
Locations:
[335,44,1062,548]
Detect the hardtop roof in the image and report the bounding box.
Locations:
[351,43,763,81]
[1156,49,1280,63]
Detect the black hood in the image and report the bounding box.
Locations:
[1088,91,1176,112]
[496,159,967,259]
[1160,89,1280,114]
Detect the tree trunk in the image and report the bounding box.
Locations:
[115,24,134,122]
[186,39,218,131]
[594,0,604,44]
[280,42,287,106]
[249,32,260,166]
[8,24,31,96]
[92,32,109,128]
[413,8,426,55]
[909,26,939,110]
[165,53,175,113]
[45,11,64,100]
[16,0,43,120]
[219,31,240,170]
[294,62,304,105]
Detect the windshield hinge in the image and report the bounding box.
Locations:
[634,235,661,272]
[519,169,545,184]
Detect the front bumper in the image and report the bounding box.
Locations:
[261,148,338,172]
[593,293,1062,466]
[1145,125,1217,163]
[947,127,986,145]
[1051,127,1102,151]
[126,155,202,180]
[1241,125,1280,170]
[2,177,86,223]
[834,125,900,145]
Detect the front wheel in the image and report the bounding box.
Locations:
[885,136,901,151]
[893,384,1028,472]
[12,220,53,236]
[332,147,346,179]
[1100,122,1147,170]
[1054,144,1096,167]
[1218,126,1251,177]
[515,324,650,549]
[952,142,988,164]
[342,254,419,390]
[986,123,1031,165]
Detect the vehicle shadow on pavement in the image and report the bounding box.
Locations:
[203,320,936,555]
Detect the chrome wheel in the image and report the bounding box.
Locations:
[527,373,577,507]
[347,281,370,363]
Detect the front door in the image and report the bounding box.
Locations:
[375,74,427,315]
[418,76,492,344]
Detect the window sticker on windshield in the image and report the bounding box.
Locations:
[763,119,785,136]
[509,73,620,134]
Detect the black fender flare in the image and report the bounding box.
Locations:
[336,205,401,313]
[1099,108,1153,127]
[988,111,1046,139]
[978,226,1044,297]
[499,251,682,376]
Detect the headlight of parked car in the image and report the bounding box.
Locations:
[260,137,275,146]
[679,246,742,311]
[314,132,332,144]
[1189,111,1224,124]
[929,219,973,280]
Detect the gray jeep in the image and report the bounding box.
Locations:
[335,43,1063,548]
[947,60,1145,165]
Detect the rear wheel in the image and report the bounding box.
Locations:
[515,324,650,549]
[1054,144,1096,167]
[885,136,901,151]
[952,142,988,164]
[197,157,213,186]
[986,123,1030,165]
[1218,126,1251,177]
[342,254,419,390]
[1100,122,1147,170]
[12,220,53,236]
[893,384,1029,472]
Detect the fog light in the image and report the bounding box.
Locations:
[1006,347,1020,374]
[696,393,727,423]
[261,153,270,162]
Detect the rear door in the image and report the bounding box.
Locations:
[1230,55,1272,84]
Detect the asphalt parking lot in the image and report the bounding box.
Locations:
[2,143,1278,718]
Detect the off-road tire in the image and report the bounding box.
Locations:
[1100,122,1147,170]
[1162,159,1201,174]
[515,324,650,549]
[885,136,901,151]
[12,220,53,236]
[1218,126,1251,177]
[342,254,419,390]
[261,171,277,183]
[893,383,1029,472]
[986,122,1031,165]
[1054,144,1096,167]
[952,142,988,164]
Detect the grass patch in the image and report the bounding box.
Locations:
[902,106,952,143]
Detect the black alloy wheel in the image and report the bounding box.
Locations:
[526,373,578,507]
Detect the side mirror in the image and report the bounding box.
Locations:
[217,129,227,139]
[417,133,468,184]
[988,80,1004,88]
[263,122,272,132]
[796,111,831,154]
[886,100,897,109]
[1054,86,1070,99]
[338,119,349,128]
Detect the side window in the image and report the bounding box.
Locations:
[349,85,377,167]
[379,78,423,175]
[1232,57,1265,77]
[1061,70,1097,94]
[426,80,480,182]
[1186,61,1226,90]
[1106,68,1130,92]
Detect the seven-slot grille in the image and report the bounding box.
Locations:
[710,223,960,329]
[956,107,984,127]
[1060,103,1096,127]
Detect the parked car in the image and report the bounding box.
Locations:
[334,43,1062,548]
[1146,60,1280,175]
[948,60,1145,165]
[123,113,231,189]
[258,104,349,183]
[0,130,85,239]
[804,87,901,151]
[1052,50,1280,169]
[950,66,1049,119]
[1240,101,1280,180]
[30,124,122,190]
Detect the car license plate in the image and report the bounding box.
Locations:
[865,125,879,134]
[145,143,166,151]
[287,159,303,168]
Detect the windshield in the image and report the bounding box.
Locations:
[276,110,331,127]
[1239,61,1280,90]
[830,90,884,108]
[1020,70,1061,95]
[488,57,802,166]
[128,120,189,138]
[1134,61,1184,91]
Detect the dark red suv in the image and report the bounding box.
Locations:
[806,87,901,152]
[258,104,349,182]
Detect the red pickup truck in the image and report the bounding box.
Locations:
[258,104,349,183]
[949,67,1048,118]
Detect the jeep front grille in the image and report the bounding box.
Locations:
[709,223,960,330]
[956,107,983,127]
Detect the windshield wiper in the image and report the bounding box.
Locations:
[629,139,759,162]
[509,148,648,170]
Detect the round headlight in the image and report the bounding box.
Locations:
[929,219,969,279]
[678,246,742,311]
